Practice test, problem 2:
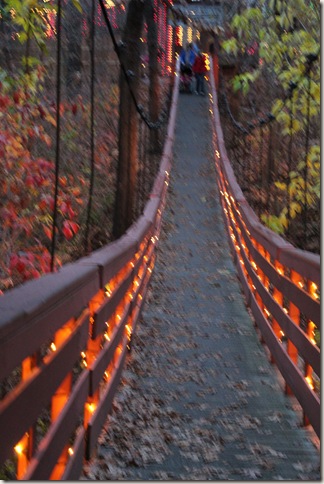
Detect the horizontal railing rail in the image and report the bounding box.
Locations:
[209,57,320,438]
[0,65,180,481]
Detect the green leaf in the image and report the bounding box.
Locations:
[72,0,82,13]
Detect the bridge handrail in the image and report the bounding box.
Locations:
[209,56,320,438]
[0,65,180,481]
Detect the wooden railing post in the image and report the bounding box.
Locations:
[271,261,284,364]
[286,270,302,395]
[84,289,105,431]
[15,354,39,477]
[50,320,75,480]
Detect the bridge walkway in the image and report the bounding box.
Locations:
[82,91,320,480]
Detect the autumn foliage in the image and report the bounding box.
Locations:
[0,67,85,289]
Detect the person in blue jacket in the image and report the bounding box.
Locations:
[179,43,196,75]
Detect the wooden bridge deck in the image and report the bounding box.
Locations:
[82,91,320,480]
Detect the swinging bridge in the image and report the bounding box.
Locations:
[0,1,320,480]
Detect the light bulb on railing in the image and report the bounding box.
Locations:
[305,376,314,390]
[87,403,96,414]
[14,443,24,456]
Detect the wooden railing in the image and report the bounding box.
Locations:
[209,57,320,438]
[0,67,180,481]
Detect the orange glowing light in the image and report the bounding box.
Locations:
[305,376,314,390]
[87,403,96,414]
[14,443,24,455]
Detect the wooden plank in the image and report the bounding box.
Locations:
[0,265,99,379]
[125,216,153,253]
[247,265,320,376]
[238,236,320,376]
[23,371,89,480]
[61,427,86,480]
[86,343,128,460]
[233,215,320,325]
[228,223,319,377]
[92,271,133,338]
[279,248,320,286]
[90,312,129,395]
[250,296,320,437]
[0,313,89,466]
[80,236,137,289]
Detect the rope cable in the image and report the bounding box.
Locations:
[286,80,296,228]
[84,0,96,255]
[303,56,313,242]
[219,50,319,136]
[50,0,62,272]
[98,0,168,130]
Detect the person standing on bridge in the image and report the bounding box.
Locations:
[192,50,207,96]
[179,43,196,76]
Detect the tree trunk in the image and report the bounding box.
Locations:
[0,3,12,72]
[63,0,83,101]
[145,0,162,156]
[113,0,145,239]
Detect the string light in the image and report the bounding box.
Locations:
[87,403,96,414]
[305,376,314,390]
[14,443,24,456]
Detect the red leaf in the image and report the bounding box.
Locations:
[62,220,79,240]
[68,221,79,234]
[43,226,52,240]
[62,225,73,240]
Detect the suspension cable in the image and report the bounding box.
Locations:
[219,51,319,136]
[50,0,62,272]
[97,0,168,130]
[84,0,96,255]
